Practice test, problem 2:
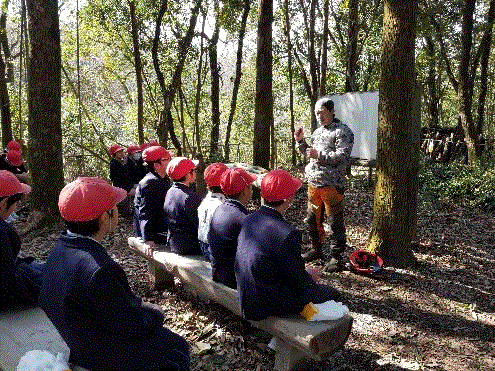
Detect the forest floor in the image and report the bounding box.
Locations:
[17,169,495,371]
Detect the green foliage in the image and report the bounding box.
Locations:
[419,157,495,211]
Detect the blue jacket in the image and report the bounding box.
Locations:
[39,233,188,370]
[134,171,171,244]
[208,199,249,289]
[0,219,40,310]
[163,183,201,255]
[235,206,317,320]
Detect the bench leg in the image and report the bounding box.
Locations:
[147,261,173,290]
[274,339,309,371]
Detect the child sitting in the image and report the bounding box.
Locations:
[39,177,189,371]
[197,162,228,261]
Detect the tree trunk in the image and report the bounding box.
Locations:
[26,0,64,221]
[194,10,207,157]
[253,0,273,169]
[476,0,495,138]
[345,0,359,92]
[153,0,201,155]
[225,0,250,163]
[129,0,144,144]
[209,20,220,158]
[425,35,439,128]
[319,0,329,96]
[308,0,318,131]
[284,0,296,166]
[367,0,419,268]
[0,4,12,148]
[458,0,479,164]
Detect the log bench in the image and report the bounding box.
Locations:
[128,236,353,371]
[0,307,88,371]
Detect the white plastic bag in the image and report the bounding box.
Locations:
[16,350,71,371]
[301,300,349,321]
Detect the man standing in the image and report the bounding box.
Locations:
[294,97,354,272]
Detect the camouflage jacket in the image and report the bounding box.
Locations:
[297,119,354,189]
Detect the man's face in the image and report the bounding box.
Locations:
[315,104,334,127]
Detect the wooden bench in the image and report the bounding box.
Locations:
[128,237,353,371]
[0,307,88,371]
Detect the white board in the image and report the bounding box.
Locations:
[328,91,378,160]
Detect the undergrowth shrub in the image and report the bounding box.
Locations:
[419,157,495,211]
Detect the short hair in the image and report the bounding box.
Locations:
[227,192,242,200]
[146,159,161,172]
[0,193,23,209]
[65,219,100,236]
[263,199,285,208]
[315,96,334,111]
[208,185,223,194]
[65,209,114,236]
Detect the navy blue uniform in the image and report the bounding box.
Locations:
[39,233,189,371]
[235,206,341,321]
[109,158,134,192]
[134,171,171,244]
[0,153,28,175]
[0,219,42,310]
[128,157,147,184]
[208,199,249,289]
[163,183,201,255]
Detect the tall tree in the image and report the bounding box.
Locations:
[458,0,478,163]
[152,0,201,154]
[319,0,329,96]
[129,0,144,144]
[224,0,251,163]
[209,2,221,158]
[27,0,64,221]
[367,0,419,268]
[284,0,296,166]
[429,0,495,163]
[345,0,359,92]
[0,0,12,147]
[253,0,273,169]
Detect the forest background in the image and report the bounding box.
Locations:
[1,0,495,266]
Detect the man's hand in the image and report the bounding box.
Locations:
[144,241,156,258]
[142,301,164,315]
[294,127,304,142]
[306,148,318,159]
[306,266,320,282]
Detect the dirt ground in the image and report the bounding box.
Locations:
[17,172,495,371]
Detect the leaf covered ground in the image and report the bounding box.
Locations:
[17,171,495,371]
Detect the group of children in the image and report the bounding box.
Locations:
[0,141,343,371]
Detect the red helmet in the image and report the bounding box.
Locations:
[349,250,383,275]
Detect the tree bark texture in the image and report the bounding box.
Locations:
[319,0,329,96]
[224,0,250,162]
[209,21,220,158]
[253,0,273,169]
[26,0,64,220]
[476,0,495,137]
[367,0,419,268]
[458,0,479,163]
[425,35,439,128]
[129,0,144,144]
[284,0,296,166]
[345,0,359,92]
[0,6,12,147]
